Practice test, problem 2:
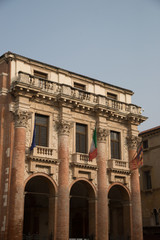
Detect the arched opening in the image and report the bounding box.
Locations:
[23,175,56,240]
[108,184,131,240]
[69,180,96,239]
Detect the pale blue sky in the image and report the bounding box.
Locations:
[1,0,160,131]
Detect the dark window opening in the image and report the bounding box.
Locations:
[74,82,86,91]
[111,131,120,159]
[107,92,117,100]
[144,170,152,190]
[143,140,148,149]
[35,114,49,147]
[34,70,48,80]
[153,209,159,225]
[76,123,87,153]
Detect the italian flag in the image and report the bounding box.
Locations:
[89,127,97,161]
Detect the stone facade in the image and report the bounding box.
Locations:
[139,126,160,240]
[0,52,147,240]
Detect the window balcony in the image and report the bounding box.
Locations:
[72,153,97,166]
[108,159,129,170]
[31,146,57,161]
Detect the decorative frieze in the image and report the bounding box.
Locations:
[14,110,31,128]
[11,72,147,126]
[97,127,109,142]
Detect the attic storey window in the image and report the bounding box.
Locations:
[107,92,117,100]
[74,82,86,91]
[35,114,49,147]
[34,70,48,80]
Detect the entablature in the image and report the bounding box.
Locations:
[10,71,146,125]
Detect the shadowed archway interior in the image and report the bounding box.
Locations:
[69,180,96,239]
[23,176,55,240]
[108,185,131,240]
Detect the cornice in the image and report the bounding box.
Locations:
[107,168,131,175]
[10,72,147,126]
[70,162,98,170]
[3,51,134,94]
[28,156,59,164]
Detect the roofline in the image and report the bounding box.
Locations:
[139,125,160,136]
[0,51,134,95]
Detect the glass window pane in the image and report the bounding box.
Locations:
[76,124,86,134]
[36,115,47,125]
[35,114,48,147]
[40,126,47,146]
[111,142,114,158]
[111,131,120,159]
[81,135,86,153]
[35,125,40,145]
[76,133,80,152]
[76,123,87,153]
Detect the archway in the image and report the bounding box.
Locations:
[108,184,131,240]
[69,180,96,239]
[23,175,56,240]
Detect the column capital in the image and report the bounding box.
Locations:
[97,127,109,142]
[58,120,71,136]
[14,110,31,128]
[127,135,142,149]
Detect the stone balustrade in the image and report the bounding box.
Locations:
[15,72,142,115]
[108,159,129,170]
[32,146,57,160]
[72,153,97,166]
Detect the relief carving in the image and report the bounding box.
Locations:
[127,135,141,149]
[57,120,71,135]
[14,110,31,128]
[26,118,31,147]
[97,127,109,142]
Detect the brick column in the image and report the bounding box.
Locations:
[97,127,109,240]
[57,120,70,240]
[8,110,30,240]
[127,135,143,240]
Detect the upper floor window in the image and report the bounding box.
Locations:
[74,82,86,91]
[143,140,148,150]
[76,123,87,153]
[144,170,152,190]
[110,131,120,159]
[153,209,159,225]
[35,114,49,147]
[107,92,117,100]
[34,70,48,80]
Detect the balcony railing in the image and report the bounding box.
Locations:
[13,72,142,115]
[31,146,57,160]
[72,153,97,166]
[108,159,129,170]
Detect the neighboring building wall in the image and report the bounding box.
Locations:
[139,126,160,239]
[0,57,15,239]
[0,52,146,240]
